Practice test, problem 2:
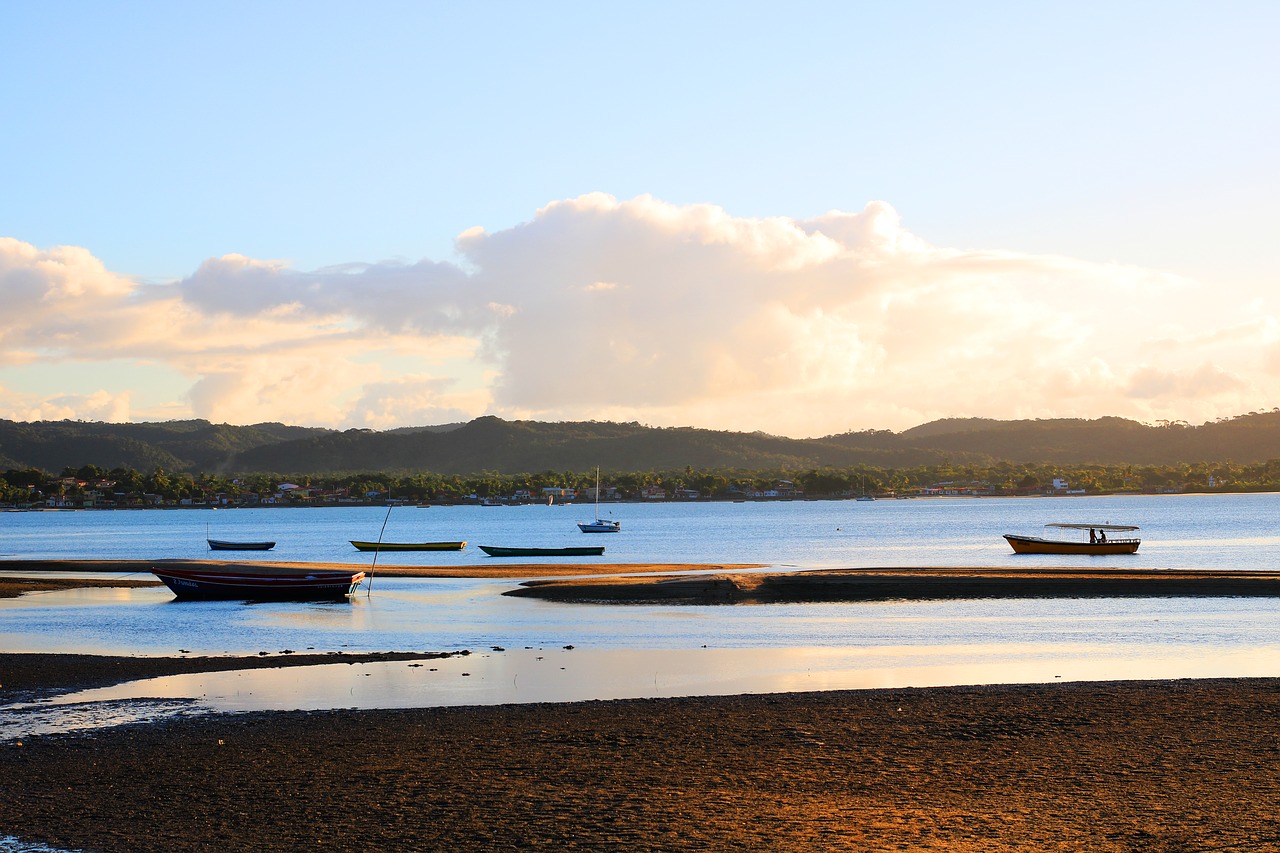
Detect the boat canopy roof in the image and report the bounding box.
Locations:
[1044,523,1139,531]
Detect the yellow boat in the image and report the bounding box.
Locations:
[1003,523,1140,555]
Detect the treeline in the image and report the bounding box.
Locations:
[6,458,1280,507]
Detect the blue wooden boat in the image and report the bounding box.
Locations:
[152,566,365,600]
[207,539,276,551]
[479,545,605,557]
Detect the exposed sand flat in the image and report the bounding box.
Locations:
[506,565,1280,603]
[0,651,462,697]
[0,575,162,598]
[0,558,760,580]
[1,656,1277,852]
[9,561,1280,603]
[0,560,761,598]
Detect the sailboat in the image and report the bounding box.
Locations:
[577,467,621,533]
[856,474,875,500]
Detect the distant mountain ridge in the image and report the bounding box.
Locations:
[1,412,1278,475]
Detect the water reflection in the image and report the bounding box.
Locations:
[5,641,1277,741]
[0,838,83,853]
[7,577,1280,658]
[5,563,1280,741]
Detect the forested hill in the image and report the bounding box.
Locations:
[0,420,328,475]
[2,412,1279,476]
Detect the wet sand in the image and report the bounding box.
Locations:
[1,656,1278,852]
[507,566,1280,603]
[0,560,760,601]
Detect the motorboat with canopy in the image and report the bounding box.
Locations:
[1003,523,1141,555]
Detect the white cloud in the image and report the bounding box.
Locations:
[0,386,132,424]
[1126,363,1246,399]
[344,377,486,430]
[1,195,1275,436]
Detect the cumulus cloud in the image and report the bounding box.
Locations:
[0,386,133,424]
[177,253,475,333]
[344,377,485,430]
[1,195,1275,436]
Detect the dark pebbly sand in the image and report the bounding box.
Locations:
[3,563,1280,851]
[1,664,1278,852]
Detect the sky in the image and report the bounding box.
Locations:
[2,1,1277,438]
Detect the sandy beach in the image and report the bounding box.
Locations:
[4,562,1280,850]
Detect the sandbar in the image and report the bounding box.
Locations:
[0,559,760,599]
[8,560,1280,604]
[508,565,1280,603]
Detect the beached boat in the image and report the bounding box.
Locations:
[578,467,621,532]
[152,566,365,601]
[207,539,276,551]
[1003,523,1141,555]
[479,545,605,557]
[350,540,466,552]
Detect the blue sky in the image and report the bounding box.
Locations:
[2,2,1277,436]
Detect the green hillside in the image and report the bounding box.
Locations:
[2,411,1278,477]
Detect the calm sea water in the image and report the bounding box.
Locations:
[3,491,1279,569]
[1,493,1278,735]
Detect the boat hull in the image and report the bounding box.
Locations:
[479,545,605,557]
[153,567,365,601]
[1003,534,1140,555]
[207,539,275,551]
[577,522,620,533]
[350,540,466,552]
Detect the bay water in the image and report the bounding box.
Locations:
[2,493,1279,736]
[3,491,1279,570]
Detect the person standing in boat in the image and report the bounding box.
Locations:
[1089,528,1097,543]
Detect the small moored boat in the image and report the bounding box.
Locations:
[1003,523,1141,555]
[479,545,605,557]
[350,540,466,552]
[577,519,620,533]
[207,539,276,551]
[577,467,621,533]
[152,566,365,601]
